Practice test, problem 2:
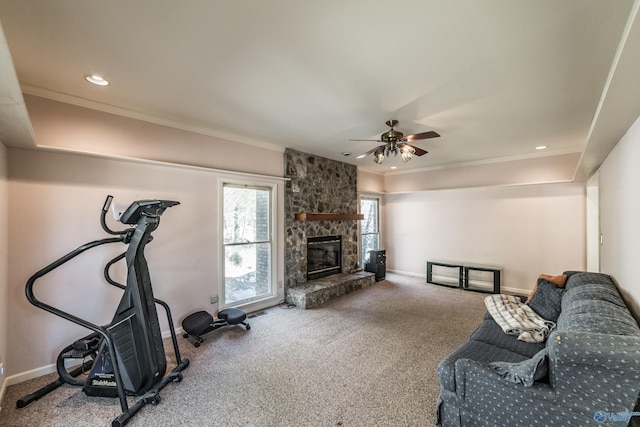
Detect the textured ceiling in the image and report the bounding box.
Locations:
[0,0,639,174]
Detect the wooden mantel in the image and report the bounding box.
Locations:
[295,212,364,222]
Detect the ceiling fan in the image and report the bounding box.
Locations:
[351,120,440,164]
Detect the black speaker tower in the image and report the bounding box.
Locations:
[365,249,386,281]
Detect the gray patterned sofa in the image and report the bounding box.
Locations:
[436,271,640,426]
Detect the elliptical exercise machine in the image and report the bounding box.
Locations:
[17,195,189,427]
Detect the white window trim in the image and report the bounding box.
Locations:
[219,178,281,312]
[358,193,383,266]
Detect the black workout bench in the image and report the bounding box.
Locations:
[182,308,250,347]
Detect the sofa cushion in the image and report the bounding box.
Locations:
[524,273,566,304]
[437,340,528,393]
[470,318,545,358]
[557,299,640,335]
[488,348,549,386]
[563,271,613,291]
[561,283,627,310]
[527,278,565,322]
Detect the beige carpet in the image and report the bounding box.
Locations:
[0,273,487,427]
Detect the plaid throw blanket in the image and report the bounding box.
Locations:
[484,294,556,343]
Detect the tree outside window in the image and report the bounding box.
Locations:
[360,197,380,265]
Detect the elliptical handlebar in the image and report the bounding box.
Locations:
[26,195,132,321]
[101,195,127,236]
[102,195,113,213]
[25,238,124,319]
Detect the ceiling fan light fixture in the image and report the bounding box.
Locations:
[374,147,385,164]
[400,145,415,162]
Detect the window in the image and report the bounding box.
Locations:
[360,196,380,265]
[222,182,275,307]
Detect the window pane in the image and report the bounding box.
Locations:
[223,184,273,307]
[224,242,271,304]
[361,198,379,234]
[361,197,380,265]
[223,186,270,243]
[361,234,379,264]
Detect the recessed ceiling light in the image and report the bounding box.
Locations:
[356,154,367,159]
[390,166,397,169]
[84,74,110,86]
[535,145,548,150]
[341,152,351,156]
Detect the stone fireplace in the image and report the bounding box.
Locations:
[284,149,358,286]
[284,149,373,304]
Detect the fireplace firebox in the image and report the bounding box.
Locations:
[307,235,342,280]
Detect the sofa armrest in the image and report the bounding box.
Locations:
[549,331,640,370]
[548,331,640,413]
[454,358,556,403]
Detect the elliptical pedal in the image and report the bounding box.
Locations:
[61,336,101,359]
[61,348,95,359]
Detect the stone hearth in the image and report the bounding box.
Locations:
[285,271,375,309]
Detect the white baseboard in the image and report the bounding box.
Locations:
[232,296,285,314]
[3,363,57,389]
[386,268,425,278]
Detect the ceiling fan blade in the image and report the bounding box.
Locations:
[356,144,385,158]
[403,130,440,142]
[406,144,428,156]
